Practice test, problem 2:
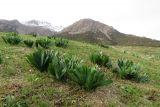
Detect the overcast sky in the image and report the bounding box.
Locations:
[0,0,160,40]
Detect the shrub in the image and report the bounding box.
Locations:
[24,40,34,48]
[27,49,53,72]
[55,38,69,48]
[36,39,51,49]
[90,52,112,68]
[48,52,68,81]
[2,35,21,45]
[68,65,113,91]
[113,59,149,82]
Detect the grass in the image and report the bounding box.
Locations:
[0,52,2,64]
[0,32,160,106]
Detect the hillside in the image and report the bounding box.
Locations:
[59,19,160,46]
[0,19,56,36]
[0,32,160,106]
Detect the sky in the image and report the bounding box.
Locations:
[0,0,160,40]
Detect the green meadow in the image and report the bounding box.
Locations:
[0,32,160,107]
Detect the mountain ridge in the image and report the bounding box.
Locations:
[0,19,56,36]
[61,18,114,40]
[58,18,160,46]
[22,20,64,32]
[0,18,160,46]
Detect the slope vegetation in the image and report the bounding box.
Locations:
[0,32,160,106]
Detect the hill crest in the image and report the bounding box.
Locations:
[59,18,160,46]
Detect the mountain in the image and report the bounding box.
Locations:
[0,19,56,36]
[1,18,160,46]
[23,20,64,32]
[59,18,160,46]
[61,18,114,39]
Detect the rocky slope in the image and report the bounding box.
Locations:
[61,18,114,40]
[59,18,160,46]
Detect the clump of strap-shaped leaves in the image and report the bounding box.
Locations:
[113,59,149,82]
[49,55,112,90]
[24,40,34,48]
[90,52,112,68]
[68,65,113,91]
[48,54,82,81]
[27,49,113,91]
[2,34,21,45]
[27,49,53,72]
[35,38,51,49]
[55,38,69,48]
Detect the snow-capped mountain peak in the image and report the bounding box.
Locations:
[22,20,63,32]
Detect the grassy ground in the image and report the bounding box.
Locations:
[0,33,160,107]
